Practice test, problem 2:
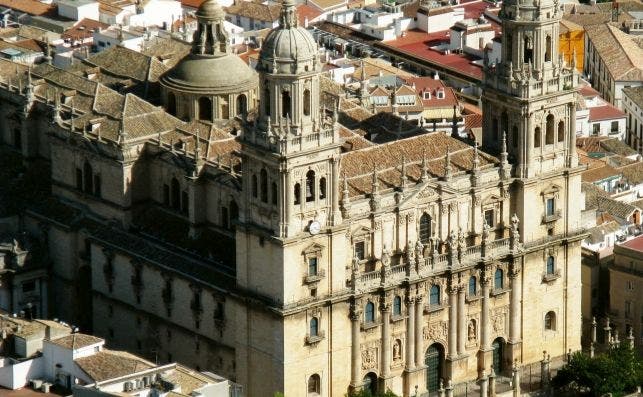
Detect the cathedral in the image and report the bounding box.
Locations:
[0,0,585,395]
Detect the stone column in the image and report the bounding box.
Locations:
[569,102,578,167]
[350,308,361,387]
[489,367,496,397]
[512,361,521,397]
[481,277,490,350]
[509,266,521,344]
[406,296,416,370]
[448,287,458,358]
[381,303,391,377]
[479,370,488,397]
[457,285,466,356]
[445,379,454,397]
[525,112,533,177]
[415,294,424,368]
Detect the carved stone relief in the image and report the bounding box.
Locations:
[423,321,448,342]
[361,347,378,370]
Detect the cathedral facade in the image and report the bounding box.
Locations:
[0,0,584,395]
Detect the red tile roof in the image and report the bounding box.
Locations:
[63,19,109,41]
[579,84,601,98]
[0,0,56,16]
[404,76,458,108]
[297,4,322,26]
[464,113,483,129]
[588,104,626,122]
[619,234,643,252]
[381,29,485,80]
[181,0,205,8]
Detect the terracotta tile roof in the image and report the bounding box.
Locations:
[0,0,56,16]
[464,113,482,129]
[622,86,643,107]
[595,196,638,220]
[49,333,103,349]
[75,350,154,382]
[582,181,611,209]
[585,23,643,81]
[578,84,601,98]
[85,44,167,83]
[618,161,643,185]
[297,4,322,25]
[576,136,637,156]
[588,103,626,122]
[340,132,498,197]
[63,19,109,41]
[181,0,205,8]
[404,76,458,108]
[141,36,192,70]
[352,57,413,80]
[581,163,621,183]
[596,211,617,225]
[225,2,282,22]
[339,126,374,152]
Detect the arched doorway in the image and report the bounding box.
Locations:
[425,343,444,392]
[363,372,377,395]
[236,94,247,116]
[492,337,505,374]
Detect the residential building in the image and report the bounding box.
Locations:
[622,86,643,153]
[609,235,643,353]
[559,19,583,73]
[224,1,281,31]
[583,23,643,109]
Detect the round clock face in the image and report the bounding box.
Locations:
[309,221,321,235]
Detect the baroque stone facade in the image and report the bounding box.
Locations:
[0,0,584,395]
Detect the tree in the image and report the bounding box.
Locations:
[553,344,643,396]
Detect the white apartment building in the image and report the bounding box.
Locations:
[623,86,643,153]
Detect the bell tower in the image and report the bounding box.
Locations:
[481,0,578,179]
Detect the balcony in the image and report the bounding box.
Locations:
[305,330,326,345]
[361,321,380,331]
[542,209,562,224]
[542,268,562,283]
[424,301,448,314]
[304,269,326,284]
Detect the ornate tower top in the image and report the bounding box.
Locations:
[192,0,229,55]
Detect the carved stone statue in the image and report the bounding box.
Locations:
[381,246,391,268]
[415,240,424,261]
[393,339,402,360]
[468,320,476,341]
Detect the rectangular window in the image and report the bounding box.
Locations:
[611,121,619,132]
[625,301,631,319]
[354,241,365,261]
[546,198,555,216]
[308,257,318,276]
[592,123,600,135]
[484,209,494,227]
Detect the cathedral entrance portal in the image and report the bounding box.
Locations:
[492,337,505,374]
[425,343,444,392]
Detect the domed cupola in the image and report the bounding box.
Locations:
[160,0,258,122]
[259,0,320,75]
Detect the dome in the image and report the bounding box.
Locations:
[160,53,258,94]
[258,0,319,73]
[260,26,318,63]
[196,0,225,21]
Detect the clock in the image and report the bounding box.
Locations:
[309,220,321,235]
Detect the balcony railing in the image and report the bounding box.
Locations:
[305,330,326,345]
[304,269,326,284]
[542,209,562,224]
[542,268,562,282]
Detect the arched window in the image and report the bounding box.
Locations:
[545,35,552,62]
[469,276,477,296]
[167,92,176,116]
[429,285,440,305]
[546,114,555,145]
[534,127,541,148]
[494,269,504,290]
[523,36,533,63]
[558,121,565,142]
[83,161,93,194]
[319,177,326,200]
[303,89,311,116]
[419,214,432,245]
[171,178,180,210]
[305,170,315,202]
[546,255,555,275]
[281,90,291,118]
[512,125,518,148]
[544,311,556,330]
[236,94,247,116]
[393,296,402,316]
[309,317,318,337]
[251,174,258,198]
[307,374,320,395]
[492,118,499,140]
[198,97,212,121]
[294,183,301,205]
[271,182,278,205]
[264,88,271,117]
[364,302,375,323]
[260,169,268,203]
